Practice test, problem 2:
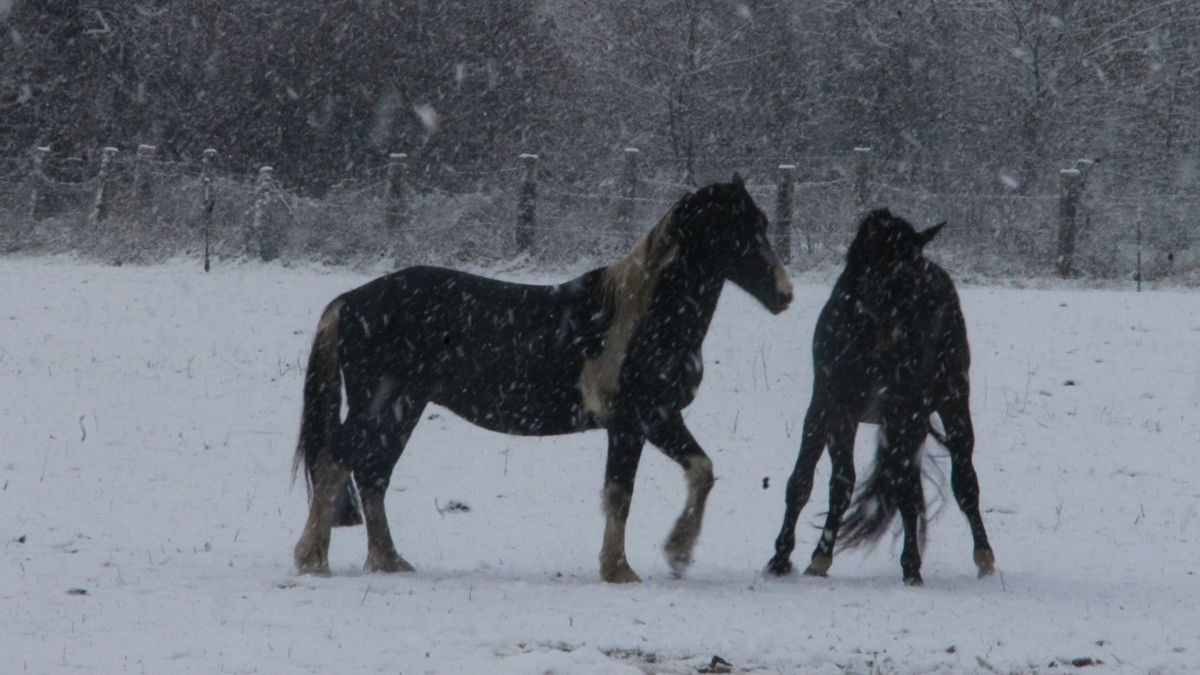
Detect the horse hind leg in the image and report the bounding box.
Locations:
[348,393,427,573]
[805,415,856,577]
[767,396,831,576]
[938,393,995,577]
[648,415,714,578]
[890,417,928,586]
[294,450,352,575]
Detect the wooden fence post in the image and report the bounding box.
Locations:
[853,146,872,211]
[134,144,156,205]
[616,147,640,235]
[516,153,538,252]
[201,148,217,272]
[1056,167,1084,277]
[28,146,49,221]
[775,163,795,264]
[384,152,408,232]
[1134,205,1142,292]
[89,146,118,224]
[251,165,274,260]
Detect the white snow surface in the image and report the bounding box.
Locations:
[2,256,1199,674]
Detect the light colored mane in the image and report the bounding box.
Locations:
[579,204,681,422]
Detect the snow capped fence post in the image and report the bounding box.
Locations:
[616,147,640,236]
[516,153,538,252]
[89,147,118,225]
[775,164,795,264]
[134,144,156,205]
[384,152,408,232]
[201,149,217,272]
[853,146,872,211]
[250,165,277,261]
[1056,167,1084,278]
[28,146,49,221]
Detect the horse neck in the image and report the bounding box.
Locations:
[650,250,725,342]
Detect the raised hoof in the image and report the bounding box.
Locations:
[601,561,642,584]
[804,554,832,577]
[364,553,415,574]
[765,556,793,577]
[975,548,996,578]
[903,573,924,587]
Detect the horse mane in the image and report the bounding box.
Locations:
[603,202,680,302]
[580,200,683,421]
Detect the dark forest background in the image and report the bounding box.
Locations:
[2,1,1199,279]
[4,0,1199,193]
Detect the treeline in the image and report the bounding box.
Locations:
[3,1,1199,195]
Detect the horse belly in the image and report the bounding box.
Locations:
[435,379,594,436]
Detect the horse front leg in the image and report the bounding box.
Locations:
[599,425,646,583]
[767,396,830,576]
[647,414,714,578]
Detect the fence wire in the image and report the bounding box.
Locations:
[0,150,1197,281]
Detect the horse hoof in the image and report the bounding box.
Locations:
[665,551,692,578]
[601,563,642,584]
[975,549,996,578]
[364,553,415,574]
[804,555,832,577]
[904,573,924,587]
[295,561,331,577]
[765,557,793,577]
[294,543,331,576]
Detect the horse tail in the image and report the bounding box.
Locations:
[839,419,934,550]
[293,298,362,527]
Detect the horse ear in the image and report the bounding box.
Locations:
[919,222,946,246]
[731,172,745,188]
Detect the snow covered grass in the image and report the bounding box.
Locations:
[2,255,1198,674]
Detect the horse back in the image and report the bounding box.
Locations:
[332,266,611,434]
[811,260,969,411]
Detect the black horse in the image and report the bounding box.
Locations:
[766,209,994,585]
[293,175,793,582]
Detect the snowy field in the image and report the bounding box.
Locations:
[2,255,1199,674]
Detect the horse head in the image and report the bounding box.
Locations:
[672,173,793,314]
[846,209,944,300]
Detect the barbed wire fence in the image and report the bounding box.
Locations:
[1,144,1197,284]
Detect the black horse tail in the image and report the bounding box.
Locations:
[292,298,362,527]
[839,418,941,550]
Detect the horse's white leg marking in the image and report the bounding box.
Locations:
[361,489,414,573]
[599,484,641,583]
[663,455,715,576]
[294,453,349,575]
[807,549,833,576]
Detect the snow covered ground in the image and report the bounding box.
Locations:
[2,255,1198,674]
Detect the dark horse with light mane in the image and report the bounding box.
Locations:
[766,209,994,585]
[293,175,793,582]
